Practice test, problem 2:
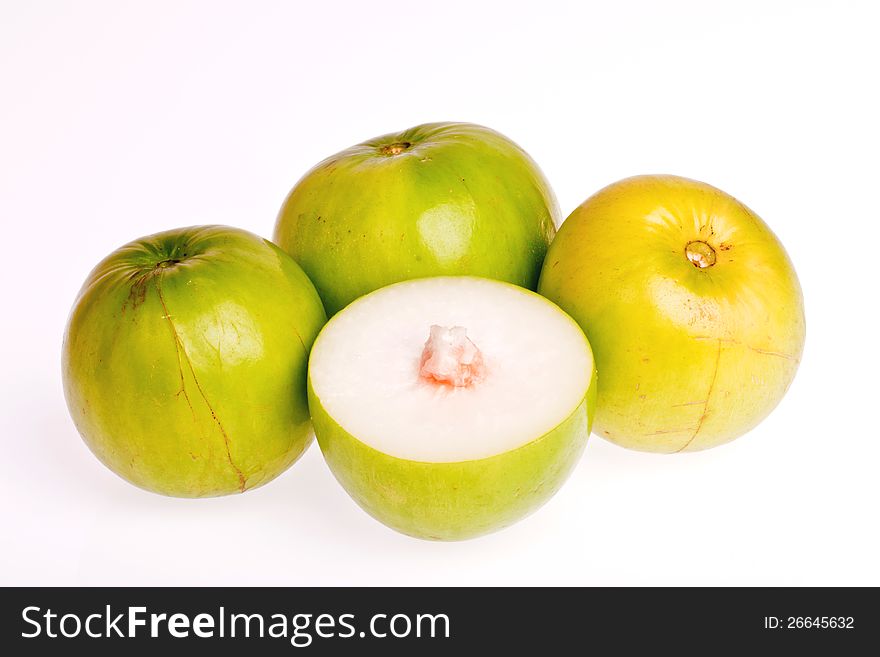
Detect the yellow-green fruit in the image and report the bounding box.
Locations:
[274,122,559,315]
[538,175,805,453]
[62,226,327,496]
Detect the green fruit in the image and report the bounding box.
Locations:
[274,122,559,315]
[62,226,327,496]
[539,175,805,453]
[308,276,596,540]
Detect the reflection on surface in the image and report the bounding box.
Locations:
[416,203,474,264]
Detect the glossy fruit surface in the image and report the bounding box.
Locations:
[274,122,559,315]
[539,175,805,453]
[63,226,326,496]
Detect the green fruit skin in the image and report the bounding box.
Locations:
[538,175,806,453]
[62,226,327,497]
[309,370,596,541]
[274,122,560,315]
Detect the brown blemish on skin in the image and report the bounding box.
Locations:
[676,338,723,452]
[121,271,151,315]
[154,275,247,492]
[691,336,799,362]
[746,346,799,361]
[644,428,696,436]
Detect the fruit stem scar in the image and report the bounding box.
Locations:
[380,141,412,156]
[419,325,486,388]
[685,240,716,268]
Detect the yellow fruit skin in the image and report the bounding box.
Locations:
[538,175,805,453]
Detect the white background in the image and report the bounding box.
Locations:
[1,0,878,586]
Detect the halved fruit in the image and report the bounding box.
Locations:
[308,276,596,541]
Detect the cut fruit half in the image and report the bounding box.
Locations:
[308,276,596,541]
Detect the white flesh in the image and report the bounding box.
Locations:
[309,277,592,462]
